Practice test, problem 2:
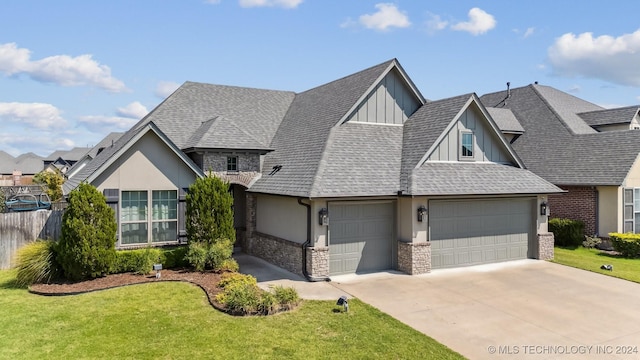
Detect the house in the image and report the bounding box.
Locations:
[0,151,44,186]
[480,84,640,237]
[66,132,123,180]
[65,59,561,278]
[43,147,91,175]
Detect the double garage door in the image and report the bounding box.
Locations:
[430,198,535,269]
[329,202,394,275]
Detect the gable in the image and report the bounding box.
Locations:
[91,131,198,192]
[427,104,515,164]
[345,68,421,125]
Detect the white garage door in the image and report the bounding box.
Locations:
[430,198,534,269]
[329,201,394,275]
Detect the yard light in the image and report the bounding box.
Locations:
[319,207,329,226]
[153,263,162,279]
[336,295,349,312]
[417,205,427,222]
[540,202,548,216]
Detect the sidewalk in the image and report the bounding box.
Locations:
[233,252,348,301]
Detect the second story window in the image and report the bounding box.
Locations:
[227,156,238,172]
[460,131,474,159]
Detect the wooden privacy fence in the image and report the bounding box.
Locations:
[0,210,63,269]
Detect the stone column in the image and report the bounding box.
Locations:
[244,193,257,252]
[306,247,329,278]
[397,241,431,275]
[537,233,554,260]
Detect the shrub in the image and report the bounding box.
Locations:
[609,233,640,258]
[272,285,300,310]
[114,248,162,275]
[161,246,189,269]
[258,291,277,314]
[583,235,602,249]
[217,258,239,273]
[14,240,59,286]
[218,272,257,289]
[549,218,585,247]
[207,238,233,269]
[216,281,261,314]
[185,242,208,271]
[57,183,117,281]
[186,175,235,246]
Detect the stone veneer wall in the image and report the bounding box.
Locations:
[549,186,597,235]
[306,247,329,278]
[397,241,431,275]
[245,232,303,276]
[537,233,554,260]
[202,153,261,173]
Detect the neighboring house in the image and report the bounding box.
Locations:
[480,85,640,237]
[0,151,44,186]
[66,132,123,180]
[65,59,561,278]
[44,147,91,175]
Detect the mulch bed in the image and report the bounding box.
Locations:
[29,269,228,312]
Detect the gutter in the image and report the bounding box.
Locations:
[297,198,331,282]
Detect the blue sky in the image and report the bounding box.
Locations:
[1,0,640,157]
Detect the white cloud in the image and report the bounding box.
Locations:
[451,7,496,36]
[116,102,148,119]
[637,95,640,102]
[0,102,67,129]
[238,0,302,8]
[155,81,181,98]
[204,0,221,4]
[567,85,581,93]
[77,115,138,133]
[523,27,535,38]
[0,43,127,92]
[426,13,448,34]
[359,3,411,31]
[548,29,640,87]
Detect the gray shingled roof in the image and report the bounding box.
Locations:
[14,153,44,174]
[183,115,272,151]
[410,162,561,195]
[480,85,640,185]
[66,132,124,177]
[250,59,396,197]
[0,151,15,174]
[45,147,91,162]
[578,106,640,127]
[487,107,524,133]
[310,122,403,197]
[139,82,295,151]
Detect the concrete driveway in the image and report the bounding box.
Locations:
[331,260,640,360]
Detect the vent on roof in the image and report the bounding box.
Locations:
[269,165,282,175]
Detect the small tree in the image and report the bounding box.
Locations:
[57,183,117,280]
[33,170,64,201]
[186,175,235,245]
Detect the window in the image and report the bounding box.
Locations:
[623,188,640,233]
[460,131,474,159]
[121,190,177,245]
[227,156,238,172]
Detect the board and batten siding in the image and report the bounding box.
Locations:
[346,69,420,125]
[428,106,513,163]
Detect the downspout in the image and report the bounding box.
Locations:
[298,198,331,282]
[594,187,599,236]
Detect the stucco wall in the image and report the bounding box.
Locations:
[597,186,621,235]
[623,153,640,188]
[92,132,197,191]
[549,186,597,235]
[256,194,306,244]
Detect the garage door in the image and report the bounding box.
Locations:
[329,202,394,275]
[430,198,534,269]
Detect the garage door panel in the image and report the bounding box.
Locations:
[430,198,533,269]
[329,202,394,275]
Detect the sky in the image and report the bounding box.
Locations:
[1,0,640,157]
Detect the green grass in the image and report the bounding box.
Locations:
[552,247,640,283]
[0,270,464,360]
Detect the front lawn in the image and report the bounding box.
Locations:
[0,270,464,359]
[552,247,640,283]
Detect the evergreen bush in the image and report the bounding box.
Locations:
[56,183,117,280]
[609,233,640,258]
[186,175,235,245]
[549,218,584,247]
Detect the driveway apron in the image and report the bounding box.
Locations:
[330,260,640,360]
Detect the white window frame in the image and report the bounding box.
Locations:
[120,189,178,246]
[459,130,474,160]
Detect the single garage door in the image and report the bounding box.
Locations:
[329,201,394,275]
[430,198,534,269]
